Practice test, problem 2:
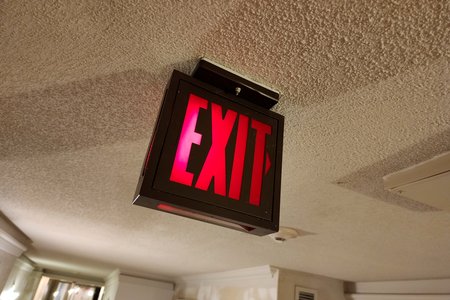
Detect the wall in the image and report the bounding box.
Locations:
[344,279,450,300]
[0,252,16,291]
[0,257,42,300]
[175,265,279,300]
[277,268,346,300]
[115,274,173,300]
[0,212,31,291]
[102,270,120,300]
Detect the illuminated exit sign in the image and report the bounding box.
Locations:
[134,64,283,235]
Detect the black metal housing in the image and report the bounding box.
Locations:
[133,69,283,236]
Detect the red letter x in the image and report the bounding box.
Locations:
[195,103,237,196]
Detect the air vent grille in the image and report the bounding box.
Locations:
[295,286,317,300]
[298,291,314,300]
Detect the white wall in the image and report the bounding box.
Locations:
[344,279,450,300]
[0,257,42,300]
[103,269,120,300]
[175,265,279,300]
[175,265,347,300]
[345,295,450,300]
[115,274,173,300]
[0,212,31,292]
[0,252,17,291]
[277,268,346,300]
[346,279,450,294]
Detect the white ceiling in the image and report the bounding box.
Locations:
[1,0,449,282]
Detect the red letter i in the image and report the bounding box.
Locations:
[228,114,249,200]
[249,120,271,206]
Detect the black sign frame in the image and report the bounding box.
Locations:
[133,70,284,236]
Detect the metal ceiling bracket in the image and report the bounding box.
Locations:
[192,58,280,109]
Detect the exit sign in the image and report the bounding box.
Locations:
[134,69,284,235]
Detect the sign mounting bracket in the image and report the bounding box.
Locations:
[192,58,280,109]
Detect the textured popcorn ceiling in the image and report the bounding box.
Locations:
[1,0,449,282]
